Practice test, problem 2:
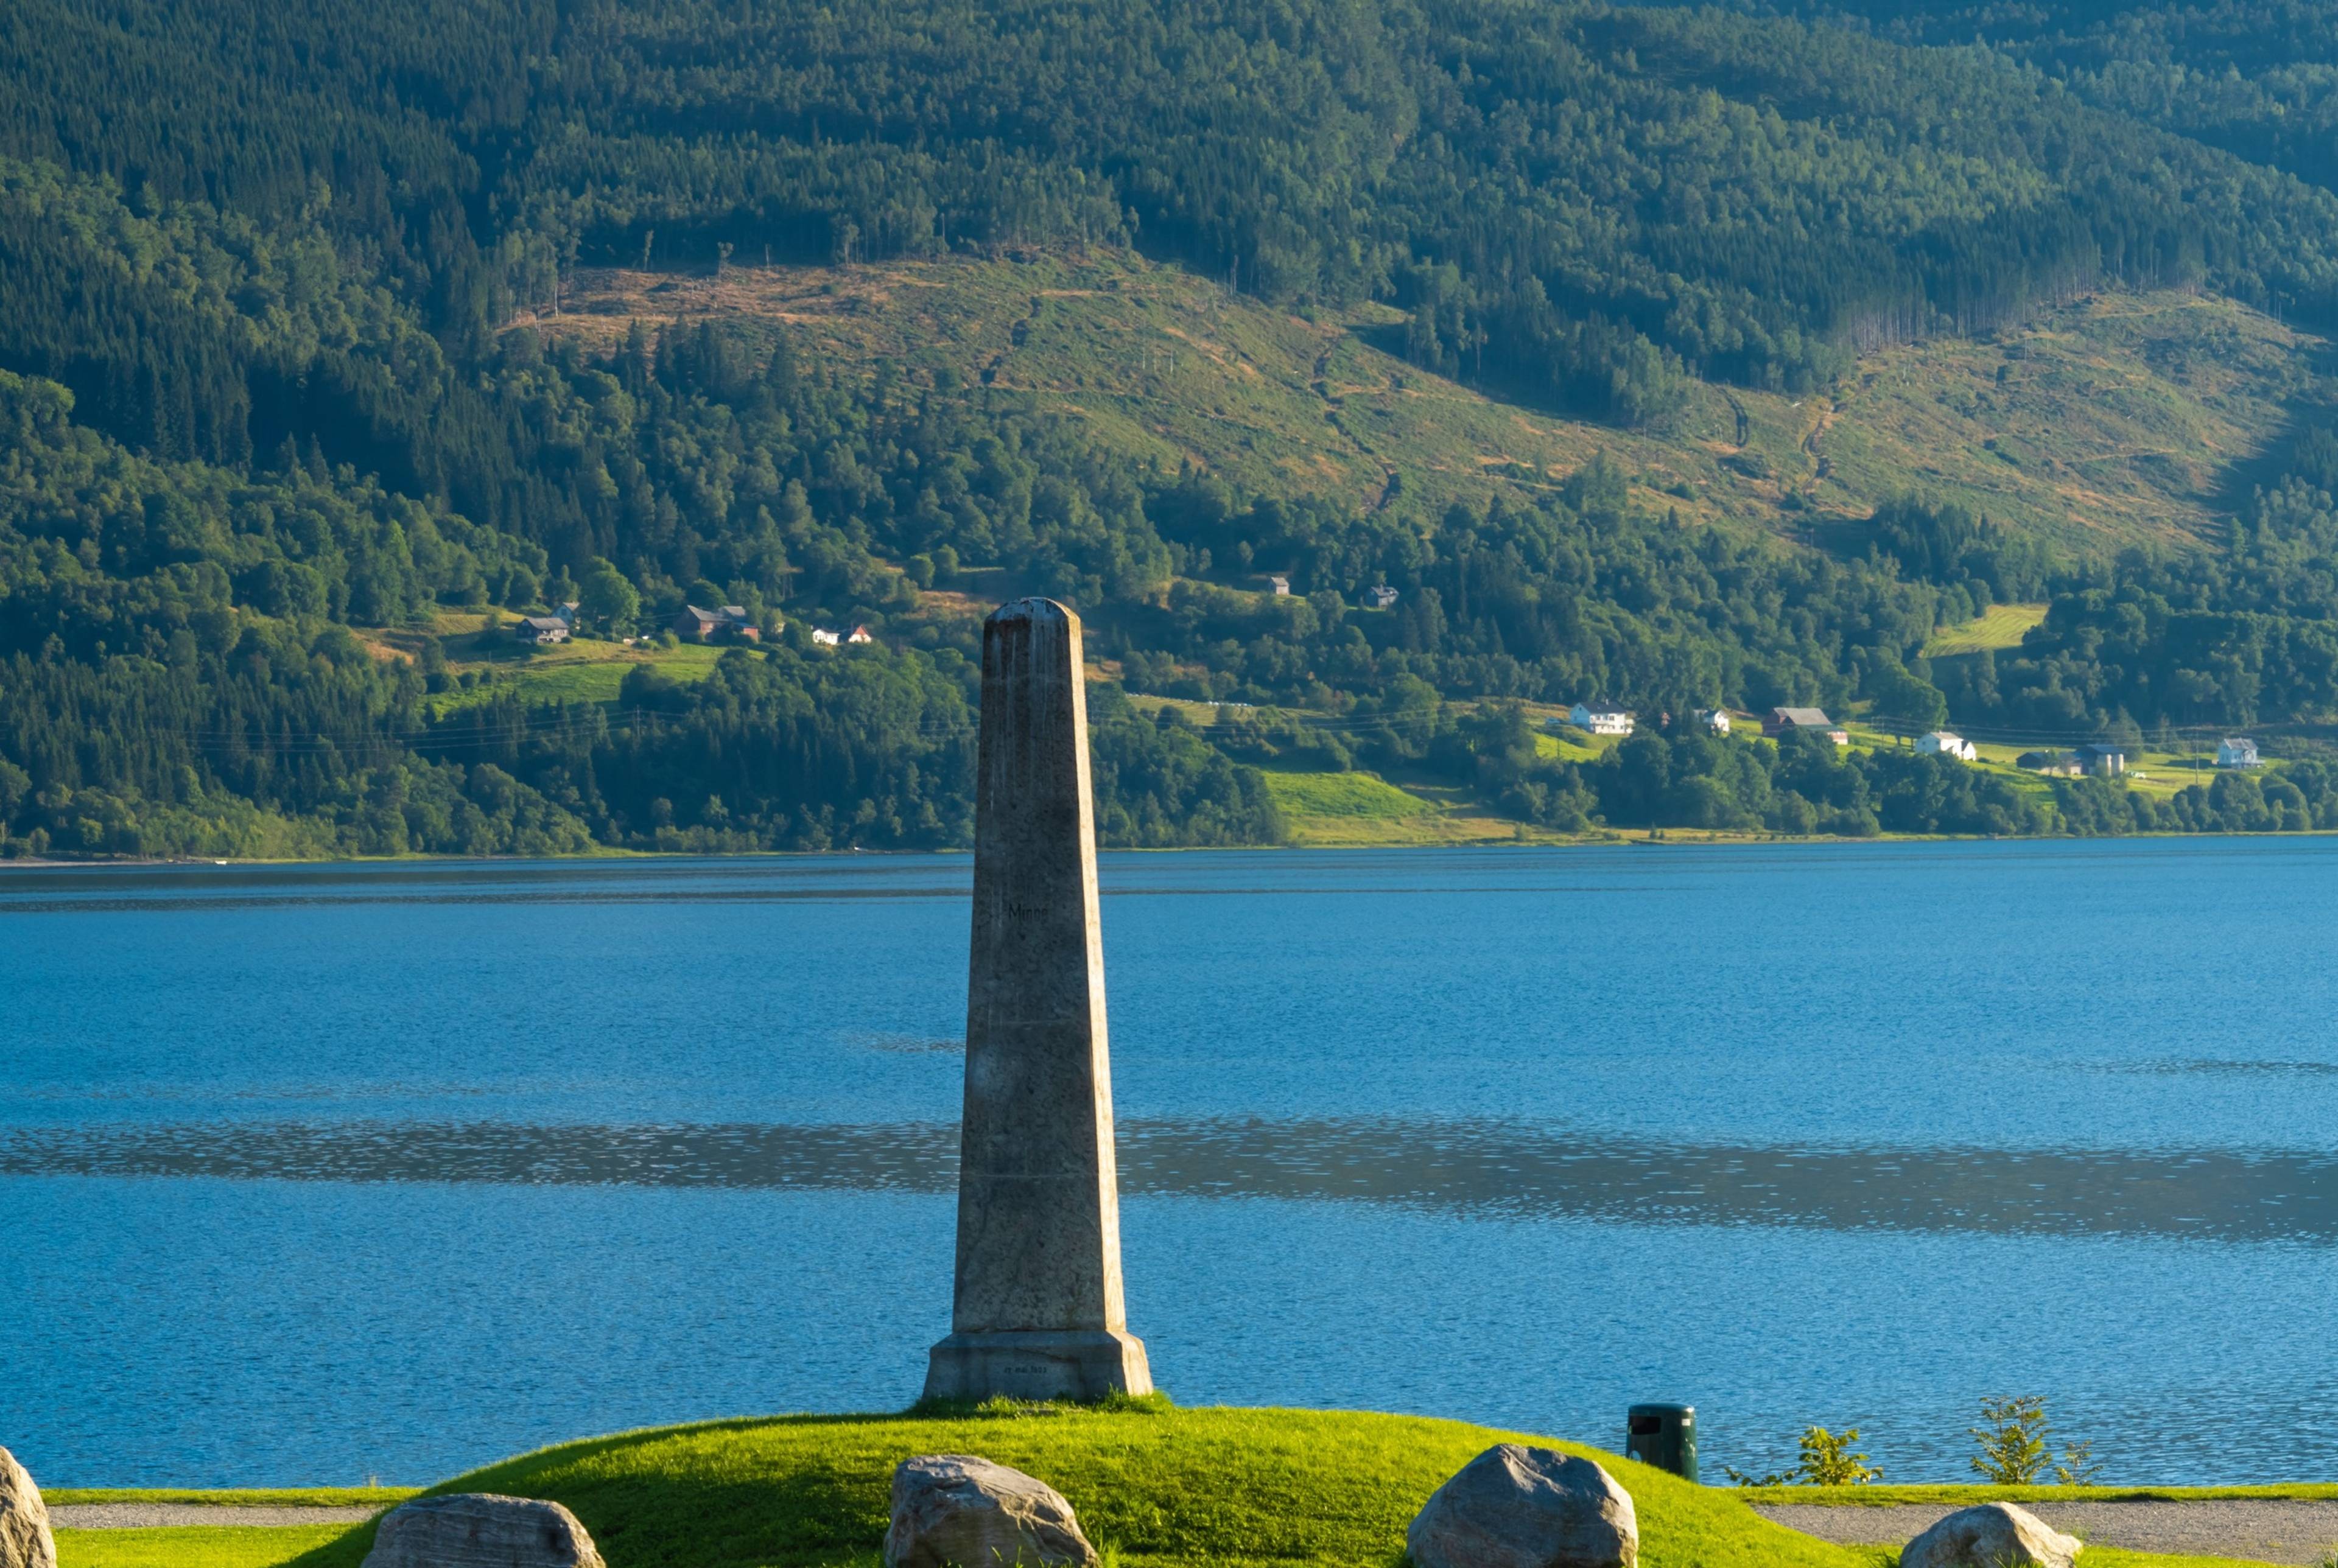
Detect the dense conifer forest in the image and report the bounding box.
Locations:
[9,0,2338,853]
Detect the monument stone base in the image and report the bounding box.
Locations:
[922,1329,1153,1404]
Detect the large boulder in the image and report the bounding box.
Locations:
[360,1493,604,1568]
[885,1454,1098,1568]
[1900,1502,2082,1568]
[1407,1445,1638,1568]
[0,1447,56,1568]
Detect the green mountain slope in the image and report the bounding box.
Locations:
[10,0,2338,853]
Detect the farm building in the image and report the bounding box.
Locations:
[1917,730,1978,761]
[513,615,570,645]
[2217,738,2261,768]
[1765,707,1848,745]
[675,604,760,643]
[2074,743,2127,777]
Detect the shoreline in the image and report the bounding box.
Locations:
[7,825,2338,869]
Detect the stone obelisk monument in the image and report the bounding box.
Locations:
[924,598,1153,1402]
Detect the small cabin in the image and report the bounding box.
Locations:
[1364,584,1400,610]
[846,625,874,645]
[1267,575,1291,596]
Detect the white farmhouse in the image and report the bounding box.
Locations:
[1917,730,1978,761]
[1570,702,1634,737]
[2217,737,2261,768]
[1704,709,1732,735]
[811,628,843,646]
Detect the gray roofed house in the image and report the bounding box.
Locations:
[513,615,570,645]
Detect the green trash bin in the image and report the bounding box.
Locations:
[1626,1403,1697,1481]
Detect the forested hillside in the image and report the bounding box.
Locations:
[9,0,2338,854]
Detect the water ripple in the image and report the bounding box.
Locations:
[7,1117,2334,1243]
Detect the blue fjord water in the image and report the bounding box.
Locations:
[2,839,2334,1488]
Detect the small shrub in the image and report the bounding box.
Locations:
[1797,1426,1882,1485]
[1970,1396,2051,1484]
[2054,1438,2102,1486]
[1722,1424,1880,1486]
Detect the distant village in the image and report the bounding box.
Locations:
[507,603,874,651]
[1559,702,2264,778]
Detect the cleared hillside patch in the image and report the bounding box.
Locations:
[1924,603,2050,656]
[541,257,2325,560]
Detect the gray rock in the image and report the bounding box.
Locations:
[1406,1445,1638,1568]
[0,1447,56,1568]
[360,1493,603,1568]
[884,1454,1098,1568]
[1900,1502,2082,1568]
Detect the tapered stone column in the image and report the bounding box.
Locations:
[923,598,1152,1403]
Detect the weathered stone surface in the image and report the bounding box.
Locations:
[1406,1445,1638,1568]
[924,597,1150,1403]
[0,1447,57,1568]
[359,1493,604,1568]
[885,1454,1098,1568]
[1900,1503,2082,1568]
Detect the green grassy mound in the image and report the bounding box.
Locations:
[51,1407,2306,1568]
[269,1404,1866,1568]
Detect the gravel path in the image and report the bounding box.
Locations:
[1756,1500,2338,1565]
[51,1503,382,1528]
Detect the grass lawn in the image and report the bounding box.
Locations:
[51,1407,2314,1568]
[1740,1482,2338,1506]
[57,1525,357,1567]
[47,1490,415,1508]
